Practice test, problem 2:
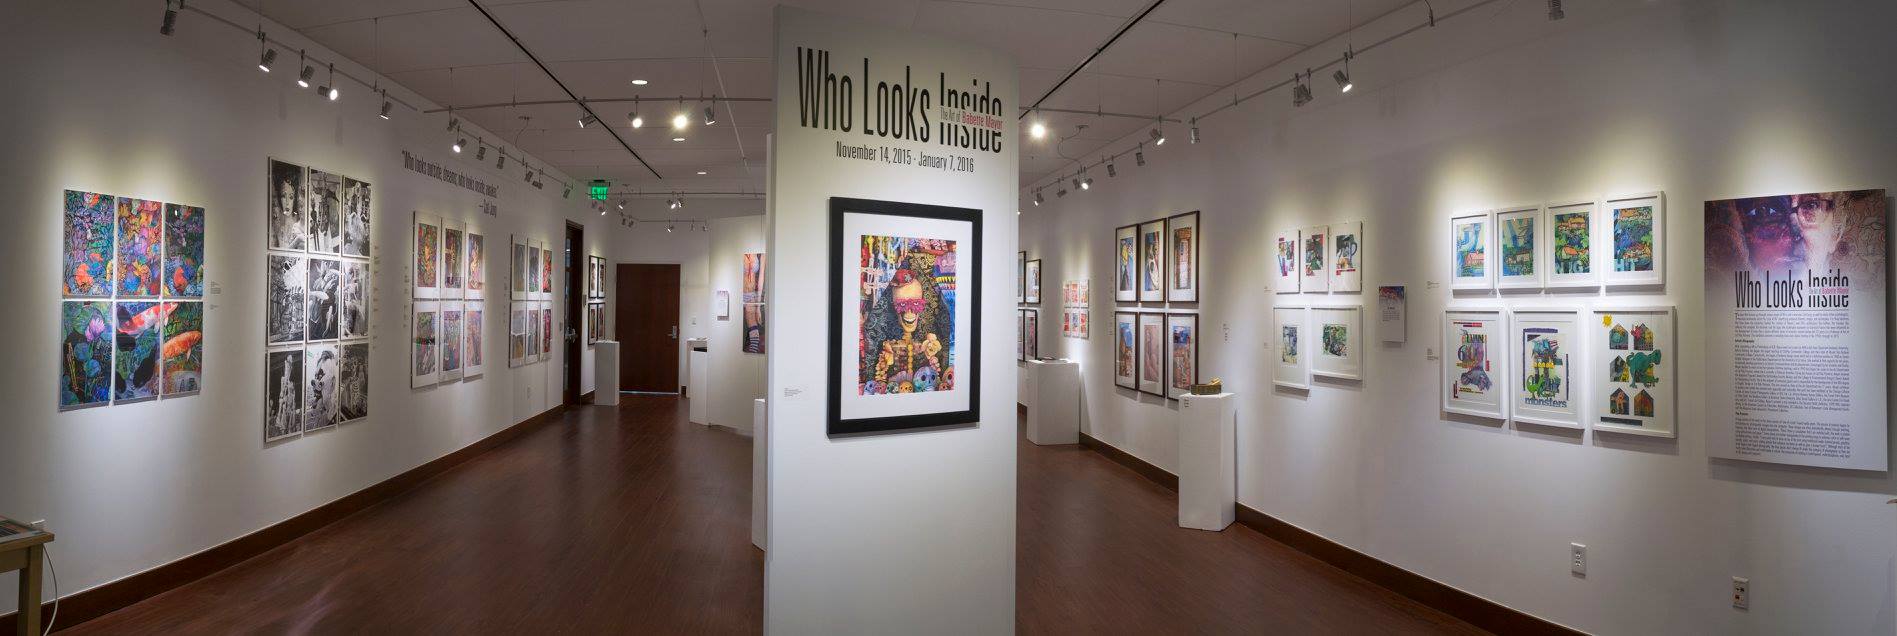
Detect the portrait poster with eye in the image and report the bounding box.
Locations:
[1704,188,1887,470]
[828,198,981,435]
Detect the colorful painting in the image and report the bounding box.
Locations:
[1322,324,1348,357]
[1500,214,1536,277]
[541,307,553,355]
[466,303,485,371]
[413,308,437,376]
[1024,259,1041,304]
[1520,327,1567,408]
[1303,232,1325,278]
[304,344,340,432]
[527,245,541,295]
[744,304,766,354]
[307,169,342,254]
[466,232,485,295]
[1594,309,1673,436]
[1117,231,1137,294]
[1333,235,1359,276]
[442,225,464,290]
[415,218,439,288]
[1115,314,1136,389]
[339,342,369,422]
[163,203,205,297]
[306,258,340,341]
[1612,205,1654,272]
[268,160,306,251]
[1024,310,1038,359]
[1448,319,1494,404]
[440,307,463,374]
[341,178,372,258]
[1140,321,1163,386]
[265,348,304,442]
[509,306,527,365]
[1168,317,1195,396]
[1276,235,1297,278]
[1140,222,1164,298]
[743,253,766,303]
[161,301,203,396]
[1274,306,1309,389]
[340,261,368,339]
[1454,219,1486,278]
[267,255,306,343]
[1311,307,1361,380]
[64,190,116,297]
[59,301,114,409]
[511,241,527,295]
[541,245,553,293]
[1281,325,1300,365]
[1552,208,1591,275]
[113,301,166,402]
[116,198,163,298]
[857,235,955,394]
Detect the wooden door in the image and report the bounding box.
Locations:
[615,263,681,392]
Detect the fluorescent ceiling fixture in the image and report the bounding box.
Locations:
[631,79,649,85]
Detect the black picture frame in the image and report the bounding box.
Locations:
[1017,250,1027,304]
[1164,312,1200,400]
[1135,311,1167,398]
[1112,310,1138,390]
[1166,210,1200,303]
[1022,307,1039,359]
[1017,309,1027,362]
[1024,258,1042,304]
[827,197,983,436]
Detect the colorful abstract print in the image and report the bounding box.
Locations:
[114,301,168,402]
[1613,206,1654,272]
[162,301,204,396]
[1552,211,1590,274]
[1455,221,1485,278]
[64,191,116,297]
[858,235,956,395]
[164,204,205,297]
[1520,328,1566,408]
[115,199,163,297]
[1500,216,1535,277]
[59,301,114,408]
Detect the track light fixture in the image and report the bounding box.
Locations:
[579,113,598,128]
[703,105,717,126]
[617,200,626,210]
[1149,120,1166,146]
[667,224,675,233]
[1189,118,1201,144]
[1082,176,1093,190]
[1548,0,1564,21]
[452,137,465,153]
[257,33,276,73]
[1293,71,1314,107]
[1106,158,1117,178]
[475,141,487,161]
[628,110,643,128]
[1030,120,1046,140]
[563,184,572,199]
[318,64,339,101]
[297,52,313,88]
[1034,189,1044,206]
[1072,177,1081,190]
[379,90,392,120]
[524,169,534,182]
[160,0,179,36]
[1056,188,1067,199]
[1334,50,1354,93]
[496,151,506,169]
[1135,143,1146,167]
[672,99,690,130]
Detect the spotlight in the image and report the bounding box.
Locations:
[672,112,689,130]
[1293,72,1314,107]
[1030,121,1046,139]
[160,1,178,35]
[1135,144,1146,167]
[1056,188,1067,198]
[703,105,717,126]
[447,116,458,132]
[297,65,313,88]
[696,170,707,175]
[579,113,598,128]
[667,224,675,233]
[672,137,686,142]
[1149,126,1165,146]
[525,169,534,182]
[1106,160,1117,178]
[496,152,506,169]
[379,94,392,120]
[1548,0,1564,20]
[476,142,487,160]
[1189,118,1200,144]
[1072,177,1081,190]
[259,47,277,73]
[617,200,626,210]
[452,138,465,153]
[1333,69,1352,93]
[319,64,339,100]
[600,206,607,216]
[675,196,685,209]
[1034,190,1044,206]
[628,110,643,128]
[1082,177,1093,190]
[563,184,572,199]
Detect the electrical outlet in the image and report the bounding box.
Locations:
[1569,543,1586,576]
[29,519,46,532]
[1732,577,1749,609]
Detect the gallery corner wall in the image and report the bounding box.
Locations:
[1017,0,1897,633]
[0,0,616,614]
[707,215,767,432]
[764,7,1018,634]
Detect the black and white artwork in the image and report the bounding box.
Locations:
[265,347,304,442]
[304,343,340,432]
[339,342,369,423]
[342,177,372,258]
[307,169,343,254]
[268,159,306,251]
[340,260,369,339]
[267,254,306,344]
[306,257,340,341]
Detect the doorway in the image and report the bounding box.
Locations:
[563,222,584,405]
[615,263,681,393]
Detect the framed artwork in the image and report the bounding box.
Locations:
[307,169,343,255]
[507,303,526,368]
[744,304,767,354]
[161,301,204,397]
[1300,225,1328,293]
[465,301,486,378]
[1136,312,1165,397]
[1017,309,1026,363]
[1510,309,1581,429]
[304,343,340,433]
[1377,286,1406,343]
[115,198,162,298]
[715,290,731,319]
[827,197,981,436]
[1062,308,1089,339]
[526,243,541,300]
[267,159,307,252]
[465,227,486,300]
[1311,306,1362,381]
[585,302,603,346]
[1603,192,1665,286]
[340,261,370,340]
[112,301,162,404]
[264,346,305,442]
[540,240,553,295]
[1138,219,1166,302]
[743,253,765,303]
[510,236,528,300]
[590,255,608,300]
[1545,200,1598,287]
[439,303,464,382]
[1167,211,1200,302]
[413,213,440,299]
[1273,229,1300,294]
[541,303,554,358]
[1442,309,1506,419]
[1592,306,1674,437]
[1024,259,1042,304]
[1449,211,1493,290]
[411,300,439,388]
[1272,306,1309,390]
[441,220,465,298]
[1494,205,1543,289]
[1164,313,1199,399]
[341,177,372,259]
[64,190,116,297]
[1114,225,1138,302]
[1328,222,1362,293]
[1112,312,1137,389]
[163,203,205,298]
[1017,250,1027,304]
[266,254,306,345]
[1023,308,1039,359]
[338,342,370,423]
[59,301,113,409]
[306,258,340,341]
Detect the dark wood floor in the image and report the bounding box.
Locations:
[68,397,1481,635]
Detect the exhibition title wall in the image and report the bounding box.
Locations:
[0,0,611,615]
[1018,0,1896,633]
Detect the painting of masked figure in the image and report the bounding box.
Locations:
[829,198,980,435]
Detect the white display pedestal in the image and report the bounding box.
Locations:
[752,398,768,551]
[1177,392,1237,531]
[594,341,620,406]
[688,339,709,424]
[1024,359,1079,445]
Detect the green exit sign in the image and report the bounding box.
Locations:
[589,180,610,201]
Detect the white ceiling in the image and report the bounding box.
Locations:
[261,0,1413,208]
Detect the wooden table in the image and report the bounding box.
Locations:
[1,531,52,636]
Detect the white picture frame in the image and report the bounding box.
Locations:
[1327,222,1362,293]
[1311,306,1362,381]
[440,219,465,300]
[1300,225,1328,293]
[411,300,440,388]
[465,226,486,301]
[463,300,486,378]
[1272,306,1310,390]
[413,213,441,299]
[1442,308,1506,419]
[1493,205,1544,290]
[1602,191,1665,287]
[1273,229,1301,294]
[1449,211,1493,291]
[1591,306,1675,437]
[1544,199,1599,288]
[715,290,731,319]
[1509,309,1582,429]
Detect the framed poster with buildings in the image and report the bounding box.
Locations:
[1545,199,1598,288]
[1603,192,1664,287]
[1449,211,1493,291]
[1166,211,1199,303]
[1442,308,1505,419]
[1494,205,1543,289]
[1114,224,1138,302]
[1509,309,1581,429]
[826,197,981,436]
[1592,306,1674,437]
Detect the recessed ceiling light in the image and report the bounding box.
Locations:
[672,137,685,142]
[696,170,707,175]
[631,79,648,86]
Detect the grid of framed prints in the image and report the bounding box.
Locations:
[1441,309,1506,420]
[1019,308,1039,360]
[1449,192,1664,290]
[1272,222,1362,294]
[586,255,607,346]
[1060,279,1089,339]
[1592,306,1674,437]
[1311,306,1362,381]
[60,190,209,411]
[1509,309,1580,429]
[1272,306,1309,389]
[263,159,372,442]
[506,233,552,368]
[413,213,486,388]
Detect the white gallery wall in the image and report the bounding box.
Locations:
[0,0,616,613]
[1019,0,1897,633]
[706,215,766,432]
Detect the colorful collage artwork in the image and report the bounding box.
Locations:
[1442,310,1504,419]
[1593,308,1674,437]
[1511,310,1579,428]
[1496,206,1540,288]
[1138,220,1164,302]
[1273,306,1308,389]
[1312,307,1361,381]
[1328,222,1362,292]
[1450,213,1491,289]
[1136,312,1164,396]
[1115,225,1138,302]
[1167,212,1199,302]
[1165,314,1197,399]
[1548,201,1596,286]
[1300,225,1328,292]
[1113,312,1137,390]
[1606,193,1664,285]
[858,235,955,394]
[263,159,371,441]
[1061,280,1089,339]
[1274,229,1299,293]
[60,189,207,411]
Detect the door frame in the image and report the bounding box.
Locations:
[614,262,683,393]
[563,221,584,405]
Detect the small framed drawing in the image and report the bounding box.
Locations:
[715,290,731,319]
[1164,313,1199,400]
[1272,306,1309,390]
[465,227,487,301]
[1442,308,1505,419]
[440,220,465,299]
[509,236,528,301]
[1274,229,1300,293]
[411,300,440,388]
[1603,192,1664,287]
[1328,222,1362,293]
[827,197,981,436]
[1509,309,1581,429]
[1311,306,1362,381]
[1166,211,1200,303]
[1017,250,1027,304]
[1545,199,1598,287]
[465,301,486,377]
[1494,205,1543,289]
[1024,258,1042,304]
[1300,225,1328,293]
[1114,224,1138,302]
[1112,311,1138,390]
[1017,309,1026,362]
[1023,308,1039,360]
[1592,306,1675,437]
[1449,211,1493,290]
[414,213,441,299]
[1136,312,1166,396]
[1138,219,1166,302]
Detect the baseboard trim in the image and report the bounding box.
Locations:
[580,390,596,404]
[1075,432,1581,636]
[4,404,569,635]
